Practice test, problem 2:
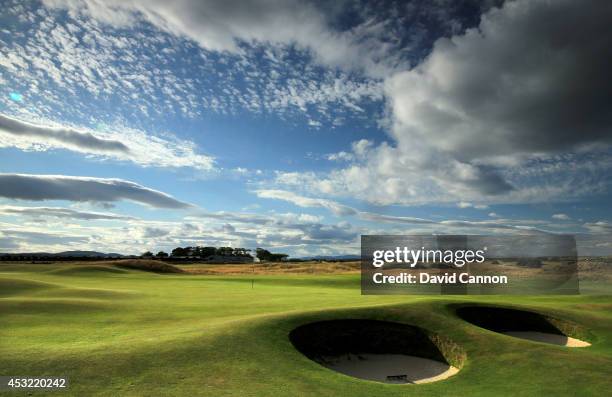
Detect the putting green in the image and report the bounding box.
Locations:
[0,263,611,396]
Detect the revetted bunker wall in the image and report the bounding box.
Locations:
[289,319,466,369]
[455,305,591,341]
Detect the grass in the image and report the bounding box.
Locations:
[178,260,360,274]
[0,261,611,396]
[113,259,185,273]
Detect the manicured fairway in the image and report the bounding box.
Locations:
[1,263,611,396]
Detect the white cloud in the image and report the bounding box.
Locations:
[583,221,612,234]
[357,212,435,225]
[327,151,354,162]
[42,0,403,77]
[254,188,556,234]
[254,189,357,216]
[351,139,374,157]
[0,114,215,171]
[552,213,571,221]
[0,228,90,249]
[457,202,489,209]
[0,4,385,129]
[0,200,592,256]
[308,119,322,128]
[192,211,272,225]
[6,210,603,256]
[158,210,362,254]
[0,205,136,220]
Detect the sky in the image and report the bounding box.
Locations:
[1,0,611,257]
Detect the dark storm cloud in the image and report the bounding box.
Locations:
[461,165,514,195]
[388,0,612,160]
[0,174,192,209]
[311,0,612,204]
[0,114,129,153]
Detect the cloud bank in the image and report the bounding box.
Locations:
[0,174,192,209]
[255,188,553,234]
[0,205,136,221]
[0,114,129,153]
[390,0,612,158]
[275,0,612,205]
[0,114,215,171]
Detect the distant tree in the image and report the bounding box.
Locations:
[272,253,288,261]
[156,251,169,258]
[185,246,196,257]
[256,248,287,262]
[141,251,154,258]
[256,248,272,261]
[199,246,216,258]
[216,246,234,256]
[171,247,189,257]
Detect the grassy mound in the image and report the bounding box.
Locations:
[0,277,59,296]
[49,265,129,276]
[0,298,113,316]
[114,259,184,273]
[0,262,610,396]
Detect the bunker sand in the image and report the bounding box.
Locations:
[320,354,459,384]
[503,331,591,347]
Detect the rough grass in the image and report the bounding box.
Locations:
[113,259,184,273]
[0,261,610,396]
[179,261,360,275]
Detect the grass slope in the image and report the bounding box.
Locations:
[0,262,611,396]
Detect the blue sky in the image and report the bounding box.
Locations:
[1,0,612,256]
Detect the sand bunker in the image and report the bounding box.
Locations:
[456,306,590,347]
[319,353,458,384]
[502,331,590,347]
[289,319,462,384]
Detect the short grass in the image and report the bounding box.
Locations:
[0,262,611,396]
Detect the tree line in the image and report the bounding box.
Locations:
[141,246,288,262]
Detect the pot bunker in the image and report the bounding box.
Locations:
[456,305,591,347]
[289,319,464,384]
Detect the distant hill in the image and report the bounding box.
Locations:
[0,251,127,258]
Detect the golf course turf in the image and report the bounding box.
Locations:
[1,262,611,396]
